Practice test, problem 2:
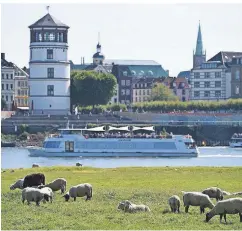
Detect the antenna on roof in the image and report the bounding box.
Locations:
[46,5,50,13]
[98,32,100,44]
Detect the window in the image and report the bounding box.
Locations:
[2,95,4,99]
[11,96,13,102]
[215,81,221,88]
[10,74,13,79]
[215,72,221,78]
[47,49,53,59]
[57,32,64,42]
[215,91,221,97]
[205,72,210,78]
[18,81,20,87]
[139,90,141,95]
[6,74,9,79]
[194,73,200,79]
[49,32,55,41]
[126,89,130,95]
[21,82,24,87]
[135,90,137,95]
[47,68,54,78]
[6,95,8,101]
[6,84,9,90]
[18,90,20,95]
[2,73,4,79]
[143,90,146,95]
[194,82,200,88]
[144,83,147,88]
[2,84,4,90]
[121,80,125,86]
[126,80,130,86]
[204,82,210,88]
[236,86,240,95]
[147,90,150,95]
[235,70,240,80]
[47,85,54,96]
[182,89,185,95]
[25,81,28,87]
[121,89,125,95]
[194,91,200,97]
[10,84,13,90]
[204,91,210,97]
[35,32,42,42]
[141,84,143,88]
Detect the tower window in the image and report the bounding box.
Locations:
[35,32,42,42]
[49,32,55,41]
[44,32,50,41]
[47,68,54,78]
[47,49,53,59]
[47,85,54,96]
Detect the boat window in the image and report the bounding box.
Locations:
[154,142,176,149]
[44,141,61,148]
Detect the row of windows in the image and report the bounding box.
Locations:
[18,81,28,87]
[121,89,130,95]
[133,83,149,88]
[44,141,61,148]
[2,83,13,90]
[194,72,221,79]
[134,89,151,96]
[2,73,14,79]
[31,31,67,43]
[121,80,131,86]
[194,91,222,98]
[17,89,28,96]
[16,98,28,105]
[194,81,222,88]
[120,100,130,104]
[134,97,149,102]
[2,95,13,102]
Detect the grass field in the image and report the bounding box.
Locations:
[1,166,242,230]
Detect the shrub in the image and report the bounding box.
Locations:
[18,132,29,141]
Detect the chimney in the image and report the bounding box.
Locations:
[1,53,5,60]
[83,57,85,65]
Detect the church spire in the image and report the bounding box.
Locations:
[195,21,204,56]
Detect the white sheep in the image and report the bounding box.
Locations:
[222,191,231,196]
[202,187,224,201]
[182,191,215,214]
[10,178,24,190]
[123,200,151,213]
[206,198,242,223]
[63,183,92,201]
[22,187,50,206]
[39,187,54,203]
[117,200,133,210]
[38,178,67,194]
[168,195,181,213]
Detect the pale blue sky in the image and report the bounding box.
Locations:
[1,3,242,76]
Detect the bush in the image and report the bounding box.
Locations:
[78,104,127,114]
[18,132,29,141]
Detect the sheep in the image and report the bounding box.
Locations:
[202,187,224,201]
[10,178,24,190]
[32,164,39,168]
[168,195,181,213]
[222,191,231,196]
[39,187,54,203]
[117,200,133,211]
[76,163,82,167]
[38,178,67,194]
[182,191,215,214]
[123,200,151,213]
[63,183,92,202]
[23,173,45,188]
[206,198,242,223]
[22,187,50,206]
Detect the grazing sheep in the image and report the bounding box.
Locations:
[38,178,67,194]
[63,183,92,202]
[206,198,242,223]
[118,200,133,210]
[23,173,45,188]
[39,187,54,203]
[232,192,242,196]
[10,178,24,190]
[182,191,215,214]
[32,164,39,168]
[123,200,151,213]
[22,187,50,206]
[202,187,224,201]
[168,195,181,213]
[222,191,231,196]
[76,163,82,167]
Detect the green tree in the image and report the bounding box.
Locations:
[1,98,7,110]
[71,70,117,108]
[150,83,179,101]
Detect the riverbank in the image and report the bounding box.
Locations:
[2,166,242,230]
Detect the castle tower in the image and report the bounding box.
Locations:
[28,8,70,114]
[93,33,105,65]
[193,21,206,68]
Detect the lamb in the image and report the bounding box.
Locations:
[182,191,215,214]
[10,178,24,190]
[38,178,67,194]
[123,200,151,213]
[202,187,224,201]
[117,200,133,210]
[63,183,92,201]
[39,187,54,203]
[168,195,181,213]
[206,198,242,223]
[22,187,50,206]
[23,173,45,188]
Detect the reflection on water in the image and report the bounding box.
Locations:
[1,147,242,169]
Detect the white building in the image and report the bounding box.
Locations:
[1,53,29,110]
[28,13,70,114]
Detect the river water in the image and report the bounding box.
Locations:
[1,147,242,169]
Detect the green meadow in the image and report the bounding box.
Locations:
[1,166,242,230]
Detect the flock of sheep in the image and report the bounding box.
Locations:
[9,172,242,224]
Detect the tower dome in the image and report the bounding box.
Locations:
[93,41,105,65]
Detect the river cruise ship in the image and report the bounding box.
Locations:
[28,125,199,157]
[229,133,242,148]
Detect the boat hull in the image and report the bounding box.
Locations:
[229,142,242,148]
[28,148,199,158]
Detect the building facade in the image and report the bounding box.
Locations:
[231,56,242,98]
[28,13,70,114]
[1,53,29,110]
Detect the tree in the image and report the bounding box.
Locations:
[1,98,7,110]
[150,83,178,101]
[71,70,117,108]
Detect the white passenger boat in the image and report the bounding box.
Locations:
[28,125,199,157]
[229,133,242,148]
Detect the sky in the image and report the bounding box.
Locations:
[1,3,242,76]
